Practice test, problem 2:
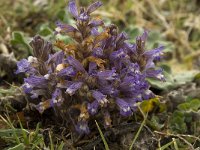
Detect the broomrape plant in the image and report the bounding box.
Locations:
[16,0,165,134]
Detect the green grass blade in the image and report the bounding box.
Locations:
[7,143,25,150]
[17,115,29,145]
[129,117,146,150]
[30,123,41,143]
[0,129,28,137]
[172,138,179,150]
[57,141,65,150]
[95,120,110,150]
[0,115,21,144]
[129,105,148,150]
[156,140,174,150]
[30,137,44,150]
[49,131,54,150]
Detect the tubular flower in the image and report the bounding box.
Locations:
[16,0,165,134]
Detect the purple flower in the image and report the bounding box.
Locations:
[68,0,79,18]
[75,120,90,134]
[92,47,104,57]
[87,1,102,14]
[116,32,129,46]
[144,46,164,61]
[116,98,132,116]
[92,90,108,106]
[91,27,100,36]
[89,19,104,28]
[24,76,47,88]
[67,56,85,72]
[99,84,119,97]
[22,83,33,93]
[47,51,64,66]
[97,69,117,80]
[140,30,148,41]
[57,66,76,77]
[15,59,31,74]
[88,62,97,74]
[15,0,166,135]
[51,88,64,106]
[120,74,147,94]
[78,12,89,21]
[87,100,99,115]
[110,49,127,60]
[128,63,141,75]
[55,21,78,34]
[142,89,155,100]
[133,94,142,102]
[68,1,102,22]
[30,35,52,61]
[145,68,165,81]
[145,58,155,70]
[66,82,83,96]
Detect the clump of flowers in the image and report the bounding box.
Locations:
[16,1,165,134]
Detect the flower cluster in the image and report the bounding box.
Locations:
[16,0,165,134]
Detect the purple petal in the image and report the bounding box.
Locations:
[47,51,64,66]
[91,27,100,36]
[92,47,104,57]
[92,90,108,106]
[51,88,64,106]
[116,98,132,116]
[133,94,143,102]
[88,62,97,74]
[142,89,155,100]
[24,76,47,88]
[15,59,30,74]
[55,21,78,34]
[22,83,33,93]
[75,121,90,134]
[144,46,164,61]
[110,49,127,60]
[145,68,165,81]
[78,12,89,21]
[97,69,117,80]
[128,63,140,74]
[68,0,78,18]
[120,74,148,94]
[57,66,76,77]
[87,1,102,14]
[125,43,137,55]
[89,19,104,27]
[135,31,149,52]
[30,36,52,61]
[87,100,99,115]
[116,32,129,46]
[66,82,83,96]
[145,58,155,70]
[99,85,119,97]
[140,30,149,41]
[67,56,85,72]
